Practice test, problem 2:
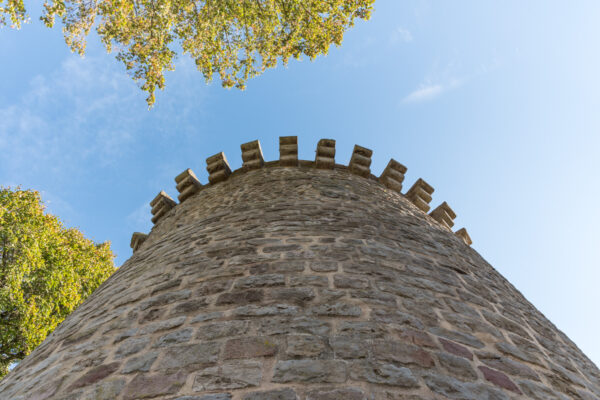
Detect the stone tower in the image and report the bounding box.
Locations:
[1,138,599,400]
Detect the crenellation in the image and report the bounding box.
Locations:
[455,228,472,245]
[175,168,202,202]
[348,144,373,177]
[379,159,408,192]
[429,201,456,230]
[279,136,298,166]
[130,232,148,252]
[405,178,435,212]
[315,139,336,169]
[150,191,177,224]
[206,152,232,184]
[241,140,265,170]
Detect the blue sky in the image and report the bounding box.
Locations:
[1,1,599,366]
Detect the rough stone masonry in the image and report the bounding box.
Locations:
[1,138,599,399]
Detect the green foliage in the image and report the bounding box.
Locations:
[1,0,374,107]
[0,188,115,378]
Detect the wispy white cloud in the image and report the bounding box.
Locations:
[402,78,463,104]
[390,27,413,44]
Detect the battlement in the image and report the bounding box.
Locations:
[131,137,471,252]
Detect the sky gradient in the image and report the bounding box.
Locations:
[1,1,599,366]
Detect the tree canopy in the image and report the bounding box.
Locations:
[0,188,115,378]
[0,0,374,106]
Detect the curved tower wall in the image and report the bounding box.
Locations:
[1,138,599,400]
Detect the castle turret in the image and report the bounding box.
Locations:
[1,138,598,399]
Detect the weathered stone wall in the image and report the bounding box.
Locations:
[1,161,599,399]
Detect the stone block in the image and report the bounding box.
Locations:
[216,289,264,305]
[122,372,187,400]
[455,227,472,245]
[175,168,203,202]
[140,289,191,310]
[196,321,249,340]
[68,362,120,390]
[423,373,471,399]
[429,327,484,349]
[193,361,262,391]
[478,366,523,394]
[333,274,369,289]
[233,304,299,317]
[309,302,362,317]
[286,335,326,357]
[272,360,347,383]
[429,201,456,230]
[139,316,187,335]
[153,327,193,347]
[330,336,368,359]
[289,275,329,287]
[348,144,373,177]
[80,378,125,400]
[309,261,339,272]
[157,342,220,370]
[405,178,434,213]
[439,338,473,360]
[349,361,419,387]
[373,340,435,368]
[150,191,177,224]
[268,287,315,305]
[379,159,407,192]
[241,140,265,170]
[151,278,182,295]
[477,352,540,381]
[437,352,478,381]
[121,352,158,374]
[397,328,438,348]
[206,152,232,184]
[337,321,387,339]
[172,298,209,316]
[315,139,336,169]
[234,274,285,289]
[130,232,148,252]
[190,311,224,324]
[223,336,278,359]
[279,136,298,166]
[114,337,150,359]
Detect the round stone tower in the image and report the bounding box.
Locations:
[1,137,599,400]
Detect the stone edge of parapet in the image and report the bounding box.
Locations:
[132,137,473,254]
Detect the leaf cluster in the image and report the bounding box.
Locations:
[0,188,115,378]
[1,0,374,106]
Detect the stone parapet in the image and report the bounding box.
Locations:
[144,138,470,243]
